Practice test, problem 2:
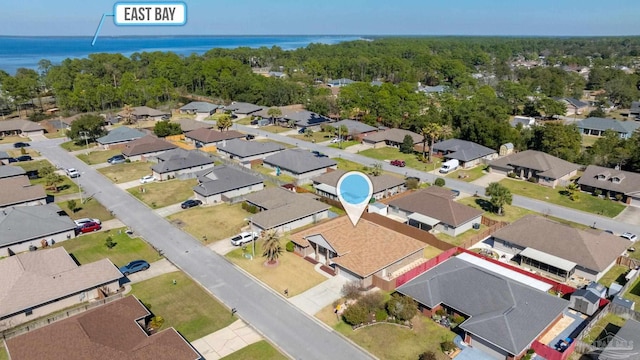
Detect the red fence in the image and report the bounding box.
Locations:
[395,248,458,287]
[531,340,576,360]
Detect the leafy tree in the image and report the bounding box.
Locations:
[105,236,116,250]
[369,162,383,177]
[67,114,106,143]
[588,129,629,167]
[304,128,313,138]
[67,199,77,213]
[566,183,580,201]
[537,98,566,119]
[216,114,233,131]
[359,292,385,313]
[46,172,64,193]
[153,121,182,137]
[405,178,419,189]
[531,123,582,162]
[588,107,606,118]
[261,230,283,265]
[434,178,445,187]
[121,104,134,124]
[267,107,282,124]
[485,182,512,216]
[400,134,414,154]
[342,302,368,326]
[497,80,530,115]
[386,293,418,321]
[337,124,349,139]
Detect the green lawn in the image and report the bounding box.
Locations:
[0,342,7,360]
[0,135,30,144]
[252,164,296,183]
[130,272,235,341]
[334,158,370,172]
[623,276,640,304]
[598,265,629,287]
[499,178,626,218]
[128,179,197,208]
[77,149,122,165]
[261,125,292,134]
[167,203,248,243]
[289,130,334,143]
[57,197,114,222]
[44,129,67,139]
[52,227,161,268]
[445,165,488,182]
[456,196,534,224]
[220,341,287,360]
[359,147,442,173]
[584,312,626,345]
[60,140,97,152]
[14,159,50,173]
[435,224,488,247]
[328,140,360,149]
[16,159,80,195]
[581,135,599,149]
[235,117,254,125]
[98,162,152,183]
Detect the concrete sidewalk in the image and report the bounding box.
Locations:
[154,203,184,217]
[191,319,262,360]
[117,179,142,189]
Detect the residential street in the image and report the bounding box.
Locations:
[29,139,374,360]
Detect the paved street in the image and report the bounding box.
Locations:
[30,139,373,360]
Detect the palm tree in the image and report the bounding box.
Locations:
[566,182,580,201]
[439,124,453,141]
[421,122,441,162]
[304,128,313,139]
[216,114,233,131]
[261,230,283,266]
[485,182,513,216]
[267,107,282,125]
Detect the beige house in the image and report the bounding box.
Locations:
[489,150,580,188]
[0,248,122,330]
[291,216,426,288]
[121,135,177,162]
[0,176,47,208]
[0,119,45,137]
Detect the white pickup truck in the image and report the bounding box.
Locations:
[66,168,80,178]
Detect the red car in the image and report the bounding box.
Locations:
[77,221,101,234]
[391,159,406,167]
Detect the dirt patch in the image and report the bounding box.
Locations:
[171,219,186,228]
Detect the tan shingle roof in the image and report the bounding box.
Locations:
[121,135,177,156]
[0,248,123,318]
[291,216,425,277]
[489,150,580,179]
[245,187,329,230]
[0,175,46,207]
[6,296,200,360]
[388,188,482,227]
[0,119,45,132]
[578,165,640,196]
[184,128,244,144]
[492,215,630,272]
[362,128,423,144]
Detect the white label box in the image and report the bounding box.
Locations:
[114,2,187,25]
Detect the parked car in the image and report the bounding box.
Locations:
[330,137,340,143]
[390,159,406,167]
[311,150,321,156]
[66,168,80,178]
[298,127,307,134]
[13,142,29,148]
[74,218,102,227]
[181,199,202,209]
[230,231,258,246]
[16,155,32,162]
[7,157,17,163]
[245,134,255,140]
[119,260,150,276]
[140,175,156,184]
[621,232,638,241]
[77,221,101,234]
[108,154,126,164]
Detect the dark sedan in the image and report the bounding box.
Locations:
[13,142,29,148]
[181,199,202,209]
[16,155,32,162]
[119,260,150,276]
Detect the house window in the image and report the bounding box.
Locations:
[612,177,621,184]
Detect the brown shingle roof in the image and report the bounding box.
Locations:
[5,296,200,360]
[388,189,482,227]
[489,150,580,179]
[362,128,423,144]
[0,175,46,207]
[291,216,425,277]
[184,128,245,144]
[173,118,213,132]
[0,119,45,132]
[578,165,640,196]
[492,215,630,272]
[121,135,177,156]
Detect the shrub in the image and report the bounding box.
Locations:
[594,188,602,196]
[386,293,418,321]
[440,340,456,353]
[105,236,116,250]
[341,282,362,300]
[418,351,437,360]
[20,147,27,155]
[149,316,164,330]
[342,302,368,325]
[67,199,77,213]
[451,314,465,325]
[434,178,445,187]
[125,158,131,163]
[507,172,517,178]
[616,194,623,201]
[527,176,538,183]
[435,308,447,317]
[375,308,388,321]
[359,292,385,313]
[405,178,419,190]
[285,241,295,252]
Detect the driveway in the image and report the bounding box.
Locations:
[289,274,349,315]
[191,319,263,360]
[471,171,505,188]
[125,258,179,284]
[208,237,238,256]
[117,179,142,190]
[33,139,374,360]
[615,206,640,226]
[154,203,185,217]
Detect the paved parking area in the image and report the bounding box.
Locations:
[289,273,349,315]
[615,206,640,226]
[191,319,263,360]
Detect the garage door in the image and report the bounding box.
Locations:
[629,196,640,207]
[338,267,361,284]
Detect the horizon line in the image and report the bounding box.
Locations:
[1,34,640,38]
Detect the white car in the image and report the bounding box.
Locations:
[230,232,258,246]
[330,138,340,143]
[74,218,101,227]
[621,232,638,242]
[140,175,156,184]
[66,168,80,178]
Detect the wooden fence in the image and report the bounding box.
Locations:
[456,217,509,249]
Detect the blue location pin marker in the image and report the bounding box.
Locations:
[337,171,373,226]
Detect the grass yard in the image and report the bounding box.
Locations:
[0,343,7,360]
[456,196,534,224]
[168,203,248,243]
[289,130,334,143]
[16,159,81,196]
[13,158,50,173]
[60,140,97,152]
[44,129,67,139]
[316,305,454,360]
[358,147,442,172]
[130,272,235,341]
[424,246,444,259]
[52,227,161,267]
[7,148,40,158]
[581,135,599,149]
[499,178,626,218]
[435,224,488,247]
[445,165,488,182]
[57,197,114,222]
[328,140,360,149]
[77,149,122,165]
[583,312,626,345]
[98,162,153,183]
[128,179,198,208]
[0,135,30,144]
[598,265,629,287]
[252,164,296,184]
[220,341,287,360]
[623,276,640,304]
[261,125,292,134]
[227,246,327,297]
[235,116,254,125]
[334,158,370,172]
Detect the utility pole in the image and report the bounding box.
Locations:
[79,131,90,153]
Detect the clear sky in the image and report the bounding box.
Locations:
[1,0,639,36]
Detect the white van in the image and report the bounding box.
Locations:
[439,159,459,174]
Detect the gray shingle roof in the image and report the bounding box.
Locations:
[184,128,245,144]
[331,119,379,135]
[279,109,331,127]
[571,288,600,304]
[179,101,220,113]
[224,102,263,114]
[217,139,285,158]
[311,169,405,195]
[263,149,336,174]
[492,215,630,272]
[0,165,26,179]
[0,204,76,247]
[554,97,588,109]
[578,165,640,196]
[432,139,497,162]
[151,149,214,174]
[0,119,45,133]
[362,128,423,144]
[489,150,580,179]
[388,188,482,227]
[193,166,263,197]
[245,187,329,230]
[630,101,640,115]
[599,319,640,360]
[97,127,146,145]
[577,117,640,135]
[397,256,568,356]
